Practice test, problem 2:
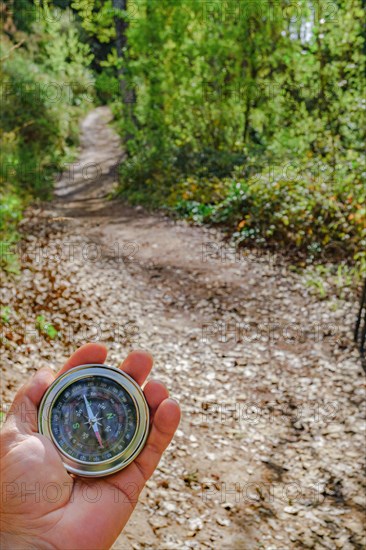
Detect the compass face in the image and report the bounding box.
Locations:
[38,364,149,477]
[50,376,137,463]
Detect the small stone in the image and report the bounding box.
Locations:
[187,517,203,532]
[216,517,231,527]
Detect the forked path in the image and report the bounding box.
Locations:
[7,108,366,549]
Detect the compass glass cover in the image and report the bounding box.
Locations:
[50,375,138,463]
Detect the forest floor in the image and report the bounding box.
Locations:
[1,107,365,550]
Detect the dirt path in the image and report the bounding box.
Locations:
[1,107,365,550]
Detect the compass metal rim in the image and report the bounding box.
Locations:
[38,364,150,477]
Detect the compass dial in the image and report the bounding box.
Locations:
[50,376,137,463]
[38,364,149,477]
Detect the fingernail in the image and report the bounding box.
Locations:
[166,397,180,407]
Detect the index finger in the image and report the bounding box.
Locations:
[57,343,108,377]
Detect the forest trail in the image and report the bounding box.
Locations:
[3,107,365,549]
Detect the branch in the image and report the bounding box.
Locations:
[0,39,25,62]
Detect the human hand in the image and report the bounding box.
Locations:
[0,344,181,549]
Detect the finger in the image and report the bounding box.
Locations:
[106,398,180,503]
[57,343,108,376]
[133,398,181,481]
[7,367,55,434]
[119,350,153,386]
[143,379,169,418]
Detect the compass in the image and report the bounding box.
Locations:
[38,364,149,477]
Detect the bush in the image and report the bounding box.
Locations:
[94,71,120,104]
[0,7,94,198]
[0,189,23,274]
[170,163,365,269]
[0,5,94,273]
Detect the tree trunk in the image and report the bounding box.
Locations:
[112,0,136,106]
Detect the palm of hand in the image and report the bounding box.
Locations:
[0,345,180,550]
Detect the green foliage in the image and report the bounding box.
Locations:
[0,190,22,274]
[0,307,12,324]
[112,0,365,272]
[1,0,365,279]
[94,70,119,103]
[71,0,115,44]
[1,4,94,198]
[35,315,59,339]
[171,169,365,263]
[1,1,94,274]
[0,192,22,235]
[304,262,366,300]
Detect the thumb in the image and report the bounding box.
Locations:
[6,367,55,434]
